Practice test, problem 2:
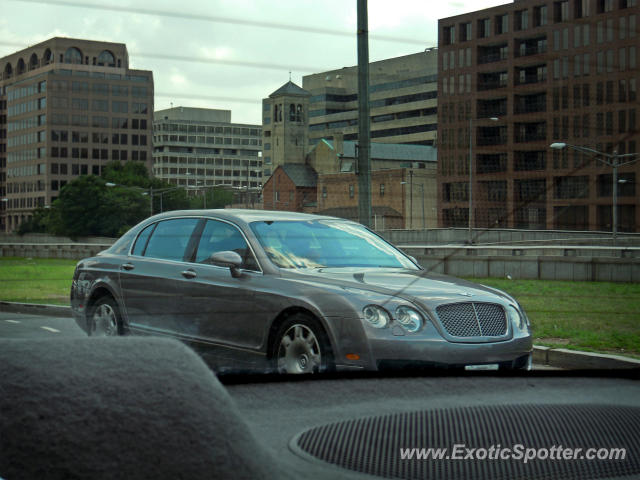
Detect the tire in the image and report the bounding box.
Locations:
[88,296,123,337]
[270,314,333,374]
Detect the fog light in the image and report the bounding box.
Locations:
[346,353,360,360]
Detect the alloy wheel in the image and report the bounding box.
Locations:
[276,324,322,373]
[92,303,118,336]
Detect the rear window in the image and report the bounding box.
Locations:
[143,218,199,262]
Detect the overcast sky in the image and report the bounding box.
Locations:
[2,0,508,125]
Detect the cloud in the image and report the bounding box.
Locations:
[3,0,506,123]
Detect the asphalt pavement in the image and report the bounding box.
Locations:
[0,311,562,372]
[0,311,85,339]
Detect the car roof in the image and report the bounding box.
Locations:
[147,209,348,225]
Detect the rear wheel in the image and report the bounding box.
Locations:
[271,314,333,374]
[89,296,123,337]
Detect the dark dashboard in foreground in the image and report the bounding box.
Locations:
[1,337,638,480]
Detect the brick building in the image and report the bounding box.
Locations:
[263,139,437,229]
[438,0,639,231]
[262,163,317,212]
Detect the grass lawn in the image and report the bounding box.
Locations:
[0,257,77,305]
[468,278,640,358]
[0,257,638,357]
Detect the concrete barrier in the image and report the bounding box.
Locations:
[380,227,640,246]
[0,243,111,260]
[2,239,639,282]
[0,233,117,244]
[403,247,640,282]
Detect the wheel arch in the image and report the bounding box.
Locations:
[266,306,336,361]
[85,283,125,329]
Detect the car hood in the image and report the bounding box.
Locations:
[281,267,514,307]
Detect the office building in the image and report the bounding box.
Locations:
[0,37,154,232]
[152,107,262,193]
[303,51,439,148]
[438,0,639,231]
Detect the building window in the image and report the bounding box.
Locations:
[63,47,83,64]
[478,18,491,38]
[515,9,529,30]
[380,183,385,196]
[554,1,569,22]
[349,184,355,198]
[575,0,590,18]
[496,14,509,34]
[443,25,455,45]
[322,186,327,198]
[460,22,471,41]
[596,0,614,13]
[534,5,548,26]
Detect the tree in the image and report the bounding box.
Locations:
[16,207,51,235]
[101,161,151,188]
[188,187,235,210]
[48,175,147,237]
[101,161,191,213]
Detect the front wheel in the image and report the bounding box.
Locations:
[271,315,333,374]
[88,296,123,337]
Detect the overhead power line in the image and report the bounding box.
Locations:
[0,41,320,73]
[154,92,259,104]
[9,0,433,46]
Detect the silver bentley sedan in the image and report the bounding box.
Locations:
[71,210,533,373]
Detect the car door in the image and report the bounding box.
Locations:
[174,219,270,351]
[119,217,201,335]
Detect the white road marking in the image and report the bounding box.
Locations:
[4,319,21,324]
[40,326,61,333]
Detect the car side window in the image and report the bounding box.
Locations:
[131,223,156,256]
[143,218,199,262]
[195,220,259,271]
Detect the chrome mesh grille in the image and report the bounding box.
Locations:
[436,302,507,337]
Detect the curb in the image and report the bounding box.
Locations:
[1,301,639,370]
[0,301,72,318]
[533,345,640,370]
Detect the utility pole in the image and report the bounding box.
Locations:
[357,0,371,227]
[149,186,153,216]
[246,161,250,209]
[409,170,413,229]
[468,117,473,244]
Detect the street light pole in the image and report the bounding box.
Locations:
[550,142,639,242]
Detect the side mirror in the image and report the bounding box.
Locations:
[209,251,243,278]
[408,255,418,265]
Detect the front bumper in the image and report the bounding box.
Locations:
[367,333,533,369]
[333,314,533,371]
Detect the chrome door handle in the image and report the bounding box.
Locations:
[181,269,197,279]
[122,263,135,271]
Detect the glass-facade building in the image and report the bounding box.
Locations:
[0,37,154,232]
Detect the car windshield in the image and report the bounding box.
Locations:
[251,220,419,270]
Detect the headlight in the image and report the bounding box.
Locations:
[506,305,526,331]
[395,306,423,333]
[363,305,390,328]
